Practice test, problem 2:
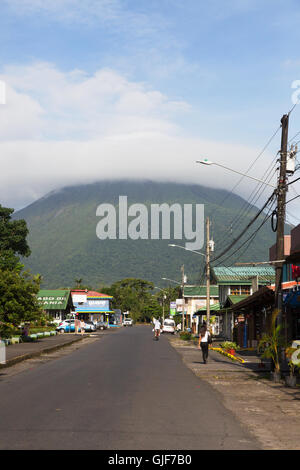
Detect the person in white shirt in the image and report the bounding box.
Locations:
[198,322,210,363]
[153,318,161,340]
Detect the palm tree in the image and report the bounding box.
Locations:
[74,278,83,288]
[258,309,285,374]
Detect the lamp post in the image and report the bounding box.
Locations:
[162,274,187,330]
[169,219,213,330]
[154,287,167,324]
[196,159,276,188]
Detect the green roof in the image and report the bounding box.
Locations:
[37,290,72,310]
[225,295,249,306]
[196,302,221,312]
[184,285,219,297]
[212,266,275,284]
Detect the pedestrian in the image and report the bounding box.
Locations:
[75,316,80,335]
[80,318,85,335]
[198,322,210,364]
[153,317,161,340]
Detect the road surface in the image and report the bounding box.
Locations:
[0,325,260,449]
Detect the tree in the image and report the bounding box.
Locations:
[258,309,285,373]
[0,205,31,270]
[0,205,44,337]
[0,269,42,336]
[104,278,155,322]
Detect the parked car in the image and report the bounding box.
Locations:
[83,320,96,332]
[56,319,96,333]
[96,321,108,330]
[162,318,175,334]
[123,318,133,326]
[56,319,75,333]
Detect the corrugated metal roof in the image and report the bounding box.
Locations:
[226,295,249,305]
[196,302,221,312]
[184,285,219,297]
[71,290,113,299]
[212,266,275,283]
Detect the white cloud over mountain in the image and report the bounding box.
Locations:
[0,62,276,210]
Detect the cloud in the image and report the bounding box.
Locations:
[0,62,278,210]
[0,63,189,141]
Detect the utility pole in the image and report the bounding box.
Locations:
[181,265,185,331]
[206,217,211,328]
[275,114,289,330]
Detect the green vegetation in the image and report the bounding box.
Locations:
[180,331,192,341]
[14,180,278,288]
[0,204,43,339]
[220,341,240,351]
[258,310,285,373]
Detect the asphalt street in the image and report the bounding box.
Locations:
[0,326,261,450]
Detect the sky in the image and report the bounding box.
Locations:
[1,0,300,222]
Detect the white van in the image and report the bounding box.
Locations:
[162,318,175,334]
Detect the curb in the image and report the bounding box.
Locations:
[0,336,85,369]
[210,347,246,364]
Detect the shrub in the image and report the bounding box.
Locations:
[180,332,192,341]
[220,341,239,351]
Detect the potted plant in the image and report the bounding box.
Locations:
[220,341,239,356]
[285,346,299,388]
[258,310,285,383]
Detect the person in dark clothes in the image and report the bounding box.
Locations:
[198,322,209,363]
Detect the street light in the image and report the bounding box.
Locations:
[168,244,206,257]
[161,277,181,285]
[162,272,187,331]
[196,159,276,188]
[154,286,167,323]
[169,219,213,330]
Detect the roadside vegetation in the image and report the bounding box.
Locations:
[0,205,43,339]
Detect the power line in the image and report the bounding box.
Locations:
[211,191,276,264]
[205,125,281,237]
[212,201,275,267]
[229,156,278,233]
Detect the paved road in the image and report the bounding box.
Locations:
[0,326,260,450]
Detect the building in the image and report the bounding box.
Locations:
[183,285,219,334]
[269,225,300,342]
[211,266,275,342]
[37,289,74,323]
[212,266,275,308]
[71,290,114,323]
[220,225,300,346]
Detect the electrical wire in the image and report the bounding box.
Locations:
[212,151,279,251]
[204,125,281,241]
[211,191,276,264]
[212,201,275,267]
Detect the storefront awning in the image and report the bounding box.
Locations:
[284,290,300,307]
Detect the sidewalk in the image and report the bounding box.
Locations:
[0,333,86,368]
[168,336,300,450]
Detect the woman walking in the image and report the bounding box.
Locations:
[80,318,85,336]
[198,322,210,364]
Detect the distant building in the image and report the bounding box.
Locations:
[183,285,219,334]
[212,266,275,308]
[211,266,275,343]
[37,290,74,322]
[71,290,114,323]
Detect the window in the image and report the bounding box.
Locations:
[241,286,250,295]
[230,286,240,295]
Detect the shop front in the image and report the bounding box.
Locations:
[230,287,275,348]
[37,289,74,323]
[71,290,114,323]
